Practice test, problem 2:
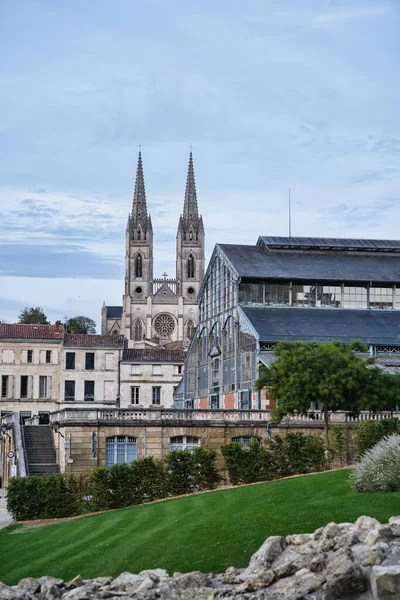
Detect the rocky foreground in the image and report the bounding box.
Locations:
[3,516,400,599]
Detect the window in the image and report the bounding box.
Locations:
[316,285,341,308]
[238,283,264,305]
[1,376,8,399]
[152,364,162,375]
[66,352,75,370]
[187,254,195,279]
[65,380,75,402]
[20,376,28,398]
[39,375,47,398]
[170,435,199,452]
[131,386,140,404]
[239,389,252,410]
[212,357,220,387]
[152,386,161,404]
[135,254,143,278]
[46,350,51,364]
[369,287,394,310]
[84,381,95,401]
[343,286,368,309]
[292,284,316,306]
[241,353,252,384]
[133,319,143,341]
[85,352,95,370]
[209,394,219,409]
[106,436,137,466]
[39,412,50,425]
[27,350,33,363]
[174,365,183,375]
[232,436,260,449]
[131,364,141,375]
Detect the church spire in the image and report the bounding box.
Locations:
[183,151,199,223]
[130,151,152,238]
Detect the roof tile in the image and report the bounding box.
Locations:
[0,324,64,340]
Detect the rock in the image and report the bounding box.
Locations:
[365,526,393,545]
[61,583,101,600]
[0,582,29,600]
[322,522,340,539]
[335,530,359,549]
[138,569,168,581]
[354,516,381,532]
[173,572,212,590]
[388,516,400,537]
[371,565,400,599]
[67,576,83,588]
[16,578,41,594]
[271,570,326,596]
[310,553,326,572]
[272,546,309,578]
[285,533,313,545]
[111,572,144,594]
[237,570,275,592]
[324,555,365,597]
[245,535,286,575]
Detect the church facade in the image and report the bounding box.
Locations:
[101,152,205,347]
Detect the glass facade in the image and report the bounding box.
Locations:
[292,284,315,306]
[343,286,368,308]
[369,287,394,309]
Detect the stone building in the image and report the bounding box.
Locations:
[101,152,205,346]
[183,236,400,410]
[0,324,64,423]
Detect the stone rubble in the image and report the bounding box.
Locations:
[3,516,400,599]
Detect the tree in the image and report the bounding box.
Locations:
[64,316,96,334]
[18,306,49,324]
[254,341,384,436]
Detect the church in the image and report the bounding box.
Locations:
[101,151,205,347]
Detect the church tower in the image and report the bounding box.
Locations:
[123,152,153,340]
[176,152,205,307]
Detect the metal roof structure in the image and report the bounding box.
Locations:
[106,306,123,319]
[218,244,400,283]
[240,306,400,346]
[257,236,400,252]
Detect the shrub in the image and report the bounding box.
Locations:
[356,418,400,456]
[131,457,167,503]
[351,433,400,492]
[190,447,222,490]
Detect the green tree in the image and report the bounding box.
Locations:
[64,316,96,334]
[18,306,49,324]
[254,341,383,436]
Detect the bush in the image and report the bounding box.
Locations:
[351,434,400,492]
[356,418,400,456]
[131,457,167,504]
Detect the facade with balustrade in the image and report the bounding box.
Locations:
[101,151,204,348]
[183,236,400,410]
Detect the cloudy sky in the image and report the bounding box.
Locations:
[1,0,399,327]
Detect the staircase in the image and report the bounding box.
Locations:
[23,425,60,476]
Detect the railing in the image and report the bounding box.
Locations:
[152,279,177,295]
[40,408,400,427]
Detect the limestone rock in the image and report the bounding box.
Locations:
[16,578,41,594]
[324,554,365,597]
[244,535,286,575]
[371,565,400,599]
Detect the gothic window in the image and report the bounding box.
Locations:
[154,313,175,337]
[133,319,143,341]
[186,320,195,340]
[137,229,141,241]
[187,254,195,279]
[135,254,143,278]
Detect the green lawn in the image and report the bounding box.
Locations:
[1,470,400,585]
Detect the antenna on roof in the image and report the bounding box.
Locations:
[288,187,292,237]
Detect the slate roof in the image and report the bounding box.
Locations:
[64,334,124,347]
[106,306,123,319]
[122,348,186,363]
[258,236,400,252]
[218,244,400,283]
[0,324,64,340]
[240,306,400,346]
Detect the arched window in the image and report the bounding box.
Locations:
[170,435,199,452]
[106,436,137,466]
[137,228,141,241]
[135,254,143,278]
[187,254,195,279]
[132,319,143,341]
[186,320,195,340]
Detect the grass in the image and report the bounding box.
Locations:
[1,470,400,585]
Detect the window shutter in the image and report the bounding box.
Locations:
[8,375,14,399]
[21,350,27,364]
[2,350,8,363]
[10,350,15,363]
[27,376,33,398]
[52,349,59,365]
[47,376,52,399]
[39,350,46,364]
[14,376,21,398]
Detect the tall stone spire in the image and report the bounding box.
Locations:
[179,152,204,235]
[183,152,199,222]
[130,151,152,239]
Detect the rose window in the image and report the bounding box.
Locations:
[154,313,175,337]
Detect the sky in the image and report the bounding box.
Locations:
[1,0,400,327]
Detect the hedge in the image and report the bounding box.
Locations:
[7,450,221,521]
[221,433,327,485]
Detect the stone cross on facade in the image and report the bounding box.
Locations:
[162,272,168,281]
